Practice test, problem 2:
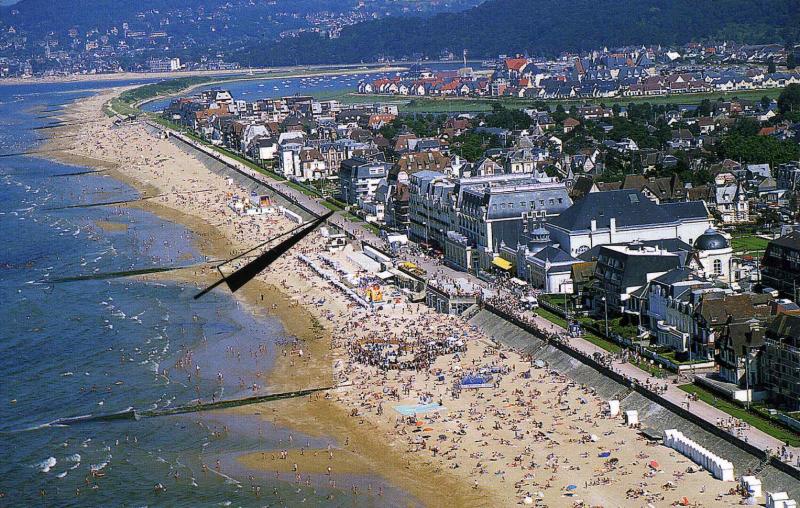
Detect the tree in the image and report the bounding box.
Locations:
[761,95,771,110]
[767,56,777,74]
[778,83,800,114]
[787,52,797,70]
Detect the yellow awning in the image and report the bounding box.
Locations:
[492,257,513,270]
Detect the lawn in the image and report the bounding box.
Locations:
[731,235,770,254]
[679,384,800,447]
[339,88,785,114]
[535,307,622,353]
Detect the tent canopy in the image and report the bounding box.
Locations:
[492,257,512,271]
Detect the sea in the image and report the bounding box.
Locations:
[0,80,412,506]
[141,62,466,113]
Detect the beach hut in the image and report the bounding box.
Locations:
[607,400,620,417]
[625,410,639,426]
[740,475,762,498]
[766,492,795,508]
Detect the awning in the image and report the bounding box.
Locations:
[376,270,395,280]
[492,257,512,271]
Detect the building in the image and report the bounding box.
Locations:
[647,268,713,353]
[444,176,572,273]
[693,292,773,361]
[593,242,685,316]
[148,57,181,72]
[407,171,455,249]
[545,190,712,258]
[692,228,735,282]
[339,157,391,205]
[761,231,800,299]
[762,313,800,410]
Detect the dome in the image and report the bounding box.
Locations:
[694,228,729,251]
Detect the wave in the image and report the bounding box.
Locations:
[34,457,57,473]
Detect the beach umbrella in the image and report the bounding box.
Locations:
[566,485,577,491]
[679,497,690,506]
[523,496,533,505]
[598,451,611,458]
[649,460,659,469]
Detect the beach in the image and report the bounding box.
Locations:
[39,87,757,506]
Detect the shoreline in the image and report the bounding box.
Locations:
[41,87,487,506]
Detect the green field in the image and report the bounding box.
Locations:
[336,87,784,113]
[731,234,770,254]
[679,384,800,446]
[535,306,622,353]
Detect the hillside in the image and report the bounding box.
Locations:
[235,0,800,65]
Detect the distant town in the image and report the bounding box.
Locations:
[358,44,800,100]
[0,0,483,77]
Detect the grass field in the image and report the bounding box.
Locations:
[679,384,800,446]
[535,306,622,353]
[337,87,785,113]
[731,234,770,254]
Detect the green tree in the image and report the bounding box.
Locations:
[788,52,797,70]
[767,57,777,74]
[778,83,800,114]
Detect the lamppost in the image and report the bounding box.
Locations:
[601,296,609,337]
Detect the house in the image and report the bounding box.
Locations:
[647,268,713,353]
[718,318,766,387]
[694,292,773,361]
[710,176,749,224]
[621,174,686,203]
[563,117,581,133]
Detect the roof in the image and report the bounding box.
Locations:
[697,292,773,327]
[548,190,707,232]
[596,245,682,290]
[694,227,729,251]
[531,246,577,264]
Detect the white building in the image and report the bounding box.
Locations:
[545,190,712,257]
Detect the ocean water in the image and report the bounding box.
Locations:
[0,82,410,506]
[141,62,466,112]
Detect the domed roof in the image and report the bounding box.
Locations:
[694,227,729,250]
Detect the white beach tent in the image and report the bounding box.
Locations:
[740,476,762,498]
[767,492,798,508]
[607,400,620,417]
[624,410,638,426]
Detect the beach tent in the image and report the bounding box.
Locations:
[767,492,792,508]
[740,476,762,498]
[625,410,639,426]
[607,400,620,416]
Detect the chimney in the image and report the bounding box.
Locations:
[610,217,616,234]
[590,219,597,232]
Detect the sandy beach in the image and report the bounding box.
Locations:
[39,87,757,507]
[0,63,409,86]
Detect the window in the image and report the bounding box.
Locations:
[714,259,722,275]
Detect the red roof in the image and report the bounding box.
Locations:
[504,58,528,72]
